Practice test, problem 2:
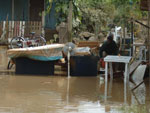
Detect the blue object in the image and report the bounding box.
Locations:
[10,55,62,61]
[29,56,63,61]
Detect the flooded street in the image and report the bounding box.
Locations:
[0,46,150,113]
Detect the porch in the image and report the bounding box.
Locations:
[0,21,44,44]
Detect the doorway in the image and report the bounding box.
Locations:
[29,0,44,21]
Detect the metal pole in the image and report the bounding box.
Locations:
[123,19,126,51]
[131,19,134,56]
[67,50,70,78]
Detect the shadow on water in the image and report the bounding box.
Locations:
[0,46,150,112]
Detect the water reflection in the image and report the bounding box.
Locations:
[0,46,149,112]
[0,76,102,113]
[100,78,131,105]
[0,46,9,70]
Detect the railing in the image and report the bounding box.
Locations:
[0,21,43,40]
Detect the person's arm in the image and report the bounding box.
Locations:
[99,47,103,58]
[99,42,107,58]
[113,41,119,55]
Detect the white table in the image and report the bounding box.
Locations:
[104,55,131,103]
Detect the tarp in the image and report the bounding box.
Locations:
[7,44,65,61]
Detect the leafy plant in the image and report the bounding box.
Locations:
[45,0,146,38]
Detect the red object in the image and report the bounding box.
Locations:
[100,59,105,68]
[35,40,39,43]
[27,41,32,45]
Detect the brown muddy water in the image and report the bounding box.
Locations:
[0,46,150,113]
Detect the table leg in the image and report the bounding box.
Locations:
[124,80,127,104]
[124,63,128,83]
[108,78,113,96]
[124,63,129,104]
[127,64,130,81]
[109,62,113,79]
[105,62,108,83]
[104,62,108,102]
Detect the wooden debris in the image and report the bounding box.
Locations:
[77,41,100,49]
[129,60,142,75]
[131,65,147,91]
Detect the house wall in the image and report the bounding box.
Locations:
[0,0,29,21]
[0,0,12,21]
[30,0,44,21]
[0,0,56,29]
[14,0,29,21]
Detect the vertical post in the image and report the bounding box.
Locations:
[148,0,150,78]
[28,0,30,21]
[114,26,117,42]
[124,63,128,83]
[131,19,134,56]
[120,13,126,53]
[148,1,150,106]
[104,62,108,102]
[124,63,129,104]
[123,27,125,49]
[124,78,127,104]
[105,62,108,83]
[67,47,71,78]
[67,0,73,42]
[42,11,45,36]
[109,62,113,79]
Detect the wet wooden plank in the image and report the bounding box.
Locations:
[131,64,147,92]
[129,60,141,75]
[131,64,147,84]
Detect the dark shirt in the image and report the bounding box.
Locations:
[99,40,119,58]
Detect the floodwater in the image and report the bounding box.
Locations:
[0,46,150,113]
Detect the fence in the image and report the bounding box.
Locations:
[0,21,43,40]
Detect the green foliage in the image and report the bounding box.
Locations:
[111,0,144,24]
[45,0,53,15]
[45,0,81,25]
[45,0,146,36]
[78,1,115,32]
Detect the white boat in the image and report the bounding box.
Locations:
[7,44,65,61]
